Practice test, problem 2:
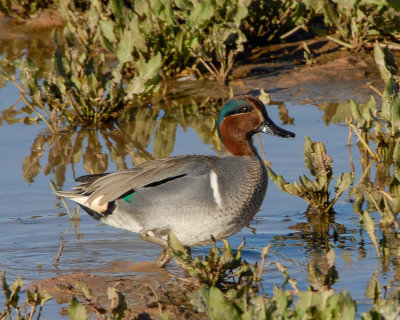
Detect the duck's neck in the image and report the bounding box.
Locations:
[219,130,257,156]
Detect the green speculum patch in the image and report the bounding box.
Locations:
[122,192,135,203]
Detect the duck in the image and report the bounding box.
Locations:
[56,95,295,266]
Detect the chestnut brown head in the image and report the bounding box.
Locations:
[217,95,295,156]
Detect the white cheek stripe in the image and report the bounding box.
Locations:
[210,170,223,209]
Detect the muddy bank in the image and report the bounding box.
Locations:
[0,8,63,32]
[151,37,390,108]
[31,270,203,319]
[233,37,386,104]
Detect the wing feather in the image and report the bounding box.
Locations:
[85,155,213,205]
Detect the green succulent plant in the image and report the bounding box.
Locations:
[0,270,52,320]
[267,136,354,214]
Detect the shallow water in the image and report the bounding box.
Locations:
[1,46,400,318]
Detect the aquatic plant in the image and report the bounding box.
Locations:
[347,158,400,261]
[0,270,52,320]
[2,27,161,130]
[169,233,277,318]
[66,281,130,320]
[0,59,40,126]
[362,288,400,320]
[175,237,350,319]
[302,0,400,49]
[267,136,354,214]
[348,43,400,162]
[350,157,400,227]
[347,44,400,235]
[170,235,400,320]
[243,0,309,44]
[169,232,255,289]
[57,0,250,83]
[3,235,400,319]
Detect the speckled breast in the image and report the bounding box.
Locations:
[215,155,269,236]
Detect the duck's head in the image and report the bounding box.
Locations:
[217,95,295,156]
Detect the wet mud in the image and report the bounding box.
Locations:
[232,37,386,104]
[30,270,203,319]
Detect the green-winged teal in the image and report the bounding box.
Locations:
[56,95,295,266]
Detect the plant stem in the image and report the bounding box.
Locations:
[326,35,354,49]
[280,25,302,39]
[347,121,379,160]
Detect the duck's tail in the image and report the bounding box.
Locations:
[54,173,115,220]
[55,173,106,202]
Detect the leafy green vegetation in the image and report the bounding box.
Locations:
[169,232,254,288]
[267,136,354,214]
[67,281,130,320]
[63,0,250,82]
[305,0,400,49]
[1,0,400,52]
[348,43,400,162]
[1,26,161,129]
[3,237,400,319]
[1,0,400,128]
[1,270,52,320]
[169,235,399,320]
[243,1,308,44]
[348,43,400,231]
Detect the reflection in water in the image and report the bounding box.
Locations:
[22,98,221,187]
[270,208,349,291]
[268,100,295,125]
[274,208,353,257]
[350,148,400,218]
[0,28,54,89]
[308,247,338,291]
[316,100,376,125]
[317,101,353,125]
[288,213,348,251]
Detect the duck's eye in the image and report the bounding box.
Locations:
[239,105,251,113]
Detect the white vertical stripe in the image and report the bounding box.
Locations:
[210,170,223,209]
